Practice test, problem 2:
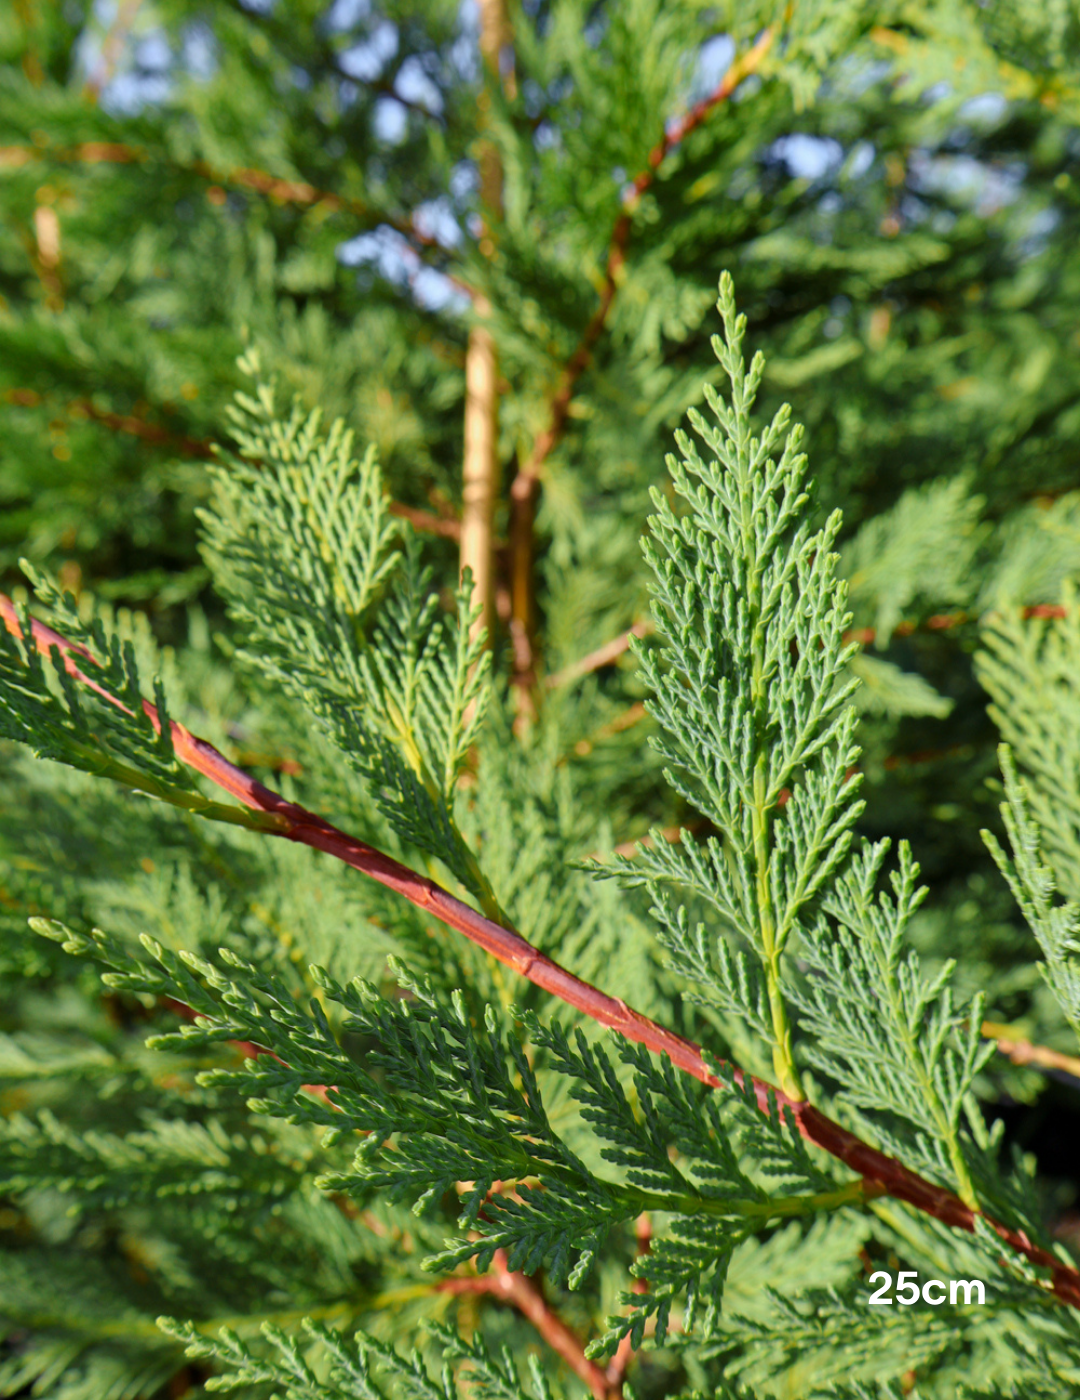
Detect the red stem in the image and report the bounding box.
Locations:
[440,1249,614,1400]
[606,1213,652,1387]
[507,29,775,691]
[0,141,445,256]
[516,27,775,488]
[5,390,461,544]
[4,595,1080,1310]
[545,621,653,690]
[552,603,1071,693]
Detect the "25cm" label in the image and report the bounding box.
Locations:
[867,1270,986,1305]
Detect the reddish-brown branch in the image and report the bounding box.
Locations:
[5,596,1080,1311]
[882,743,969,773]
[0,142,447,260]
[551,601,1071,694]
[5,389,460,542]
[507,28,776,693]
[5,386,217,456]
[440,1250,613,1400]
[847,603,1067,647]
[387,501,463,542]
[606,1213,652,1388]
[546,621,654,689]
[77,397,215,457]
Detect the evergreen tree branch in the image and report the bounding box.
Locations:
[0,141,452,263]
[5,597,1080,1309]
[507,28,776,696]
[4,387,463,543]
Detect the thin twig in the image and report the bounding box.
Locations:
[846,603,1067,647]
[67,395,214,458]
[83,0,143,101]
[4,389,461,543]
[4,597,1080,1310]
[545,621,653,689]
[1,137,477,304]
[605,1213,651,1388]
[562,702,648,765]
[984,1022,1080,1082]
[387,501,463,542]
[440,1250,613,1400]
[506,28,776,694]
[549,601,1071,694]
[0,141,452,264]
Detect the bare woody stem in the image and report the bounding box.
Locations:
[984,1022,1080,1081]
[461,305,501,642]
[545,621,654,689]
[605,1213,651,1390]
[506,28,775,695]
[3,389,462,544]
[5,595,1080,1311]
[0,142,453,267]
[440,1250,615,1400]
[459,0,514,646]
[550,603,1071,697]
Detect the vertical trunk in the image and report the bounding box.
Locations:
[509,469,539,690]
[461,305,500,643]
[459,0,513,644]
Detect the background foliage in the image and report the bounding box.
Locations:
[3,1,1080,1397]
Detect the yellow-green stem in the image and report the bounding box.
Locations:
[752,753,803,1100]
[388,706,507,924]
[878,955,979,1210]
[660,1176,884,1222]
[70,743,289,834]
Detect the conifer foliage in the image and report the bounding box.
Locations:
[3,277,1080,1398]
[6,3,1080,1399]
